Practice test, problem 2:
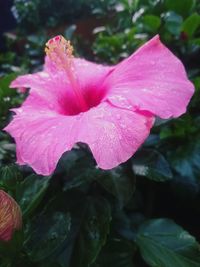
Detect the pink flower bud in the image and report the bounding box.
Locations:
[0,190,22,241]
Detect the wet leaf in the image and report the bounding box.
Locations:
[16,174,51,218]
[132,149,172,182]
[136,218,200,267]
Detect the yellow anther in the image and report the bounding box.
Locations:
[44,35,88,111]
[45,35,74,69]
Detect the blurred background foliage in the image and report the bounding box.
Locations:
[0,0,200,266]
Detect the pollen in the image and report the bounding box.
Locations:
[45,35,74,69]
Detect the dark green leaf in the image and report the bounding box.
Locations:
[132,149,173,182]
[25,212,71,262]
[72,197,111,267]
[39,191,87,267]
[62,150,95,191]
[16,174,51,218]
[0,73,17,99]
[95,166,135,207]
[62,151,135,207]
[143,15,161,32]
[136,218,200,267]
[182,13,200,38]
[0,164,22,190]
[165,0,195,16]
[164,12,183,35]
[92,239,136,267]
[0,230,24,258]
[169,141,200,180]
[0,73,18,116]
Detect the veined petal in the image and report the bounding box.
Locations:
[4,107,78,175]
[4,102,154,175]
[45,56,113,109]
[106,35,194,119]
[10,57,112,115]
[76,102,154,169]
[72,58,113,107]
[10,70,84,115]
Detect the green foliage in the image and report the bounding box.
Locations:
[143,15,161,32]
[15,174,51,218]
[0,74,19,121]
[25,211,71,262]
[182,13,200,38]
[72,197,111,267]
[92,238,136,267]
[12,0,86,30]
[164,0,196,17]
[132,149,173,182]
[136,219,200,267]
[0,0,200,266]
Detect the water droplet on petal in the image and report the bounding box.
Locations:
[120,123,126,129]
[116,114,121,120]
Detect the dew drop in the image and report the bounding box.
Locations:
[116,114,121,120]
[3,97,10,102]
[120,123,126,129]
[49,232,58,240]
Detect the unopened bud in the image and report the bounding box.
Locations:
[0,190,22,241]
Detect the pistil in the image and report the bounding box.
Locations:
[45,35,88,111]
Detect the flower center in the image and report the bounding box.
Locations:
[45,35,89,112]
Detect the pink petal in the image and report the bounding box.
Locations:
[10,71,83,115]
[4,108,77,175]
[4,102,154,175]
[72,58,113,107]
[76,102,154,169]
[45,56,113,108]
[106,35,194,119]
[10,57,112,115]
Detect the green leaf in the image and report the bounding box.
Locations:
[182,13,200,38]
[132,149,173,182]
[164,11,183,35]
[0,164,22,190]
[165,0,195,16]
[32,191,87,267]
[92,239,136,267]
[193,77,200,91]
[168,139,200,201]
[0,73,23,128]
[72,197,111,267]
[143,15,161,32]
[192,38,200,46]
[0,73,17,98]
[25,212,71,262]
[16,174,51,218]
[0,230,24,258]
[42,263,62,267]
[136,218,200,267]
[169,141,200,180]
[62,151,135,207]
[62,150,95,191]
[0,73,18,115]
[95,166,135,207]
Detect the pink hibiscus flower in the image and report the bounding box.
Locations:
[4,35,194,176]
